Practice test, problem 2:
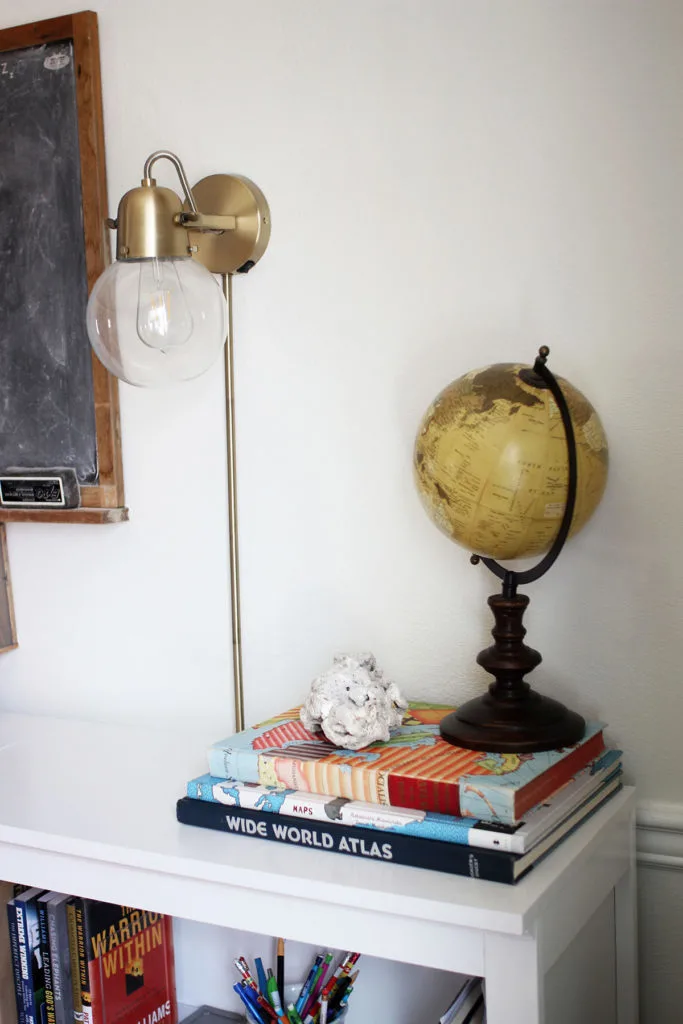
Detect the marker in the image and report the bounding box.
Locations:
[255,956,269,998]
[285,1005,304,1024]
[295,954,324,1015]
[301,953,332,1019]
[246,980,280,1023]
[234,967,279,1023]
[234,982,268,1024]
[267,971,288,1022]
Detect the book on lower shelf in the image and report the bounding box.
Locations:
[43,895,74,1024]
[1,881,19,1024]
[6,892,177,1024]
[206,703,605,823]
[8,888,46,1024]
[70,898,177,1024]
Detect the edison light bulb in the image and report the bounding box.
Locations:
[86,257,227,387]
[136,258,194,351]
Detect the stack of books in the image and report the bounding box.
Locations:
[177,702,622,885]
[4,887,177,1024]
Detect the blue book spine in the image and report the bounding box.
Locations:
[188,774,480,845]
[7,900,27,1024]
[176,797,522,884]
[13,897,37,1024]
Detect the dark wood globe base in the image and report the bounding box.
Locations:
[440,593,586,753]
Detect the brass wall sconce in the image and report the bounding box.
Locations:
[87,150,269,387]
[87,151,271,729]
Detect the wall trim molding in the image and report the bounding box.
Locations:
[637,800,683,871]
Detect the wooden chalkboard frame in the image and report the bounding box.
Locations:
[0,11,126,525]
[0,525,17,653]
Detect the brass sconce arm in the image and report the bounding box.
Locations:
[174,211,237,233]
[143,150,198,213]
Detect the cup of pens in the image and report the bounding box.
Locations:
[233,946,359,1024]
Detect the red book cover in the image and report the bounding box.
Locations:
[208,703,605,824]
[80,901,176,1024]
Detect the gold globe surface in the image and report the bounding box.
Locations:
[414,363,608,561]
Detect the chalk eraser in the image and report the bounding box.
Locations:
[0,468,81,509]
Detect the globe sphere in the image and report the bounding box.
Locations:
[414,363,608,561]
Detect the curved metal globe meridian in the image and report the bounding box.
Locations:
[473,348,578,598]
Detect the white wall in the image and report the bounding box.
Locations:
[0,1,681,1020]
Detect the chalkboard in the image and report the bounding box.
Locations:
[0,13,126,524]
[0,39,97,482]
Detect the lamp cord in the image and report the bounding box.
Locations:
[222,272,245,732]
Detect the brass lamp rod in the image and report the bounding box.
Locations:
[142,150,198,213]
[222,273,245,732]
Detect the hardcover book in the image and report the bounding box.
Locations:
[36,897,55,1024]
[207,703,605,823]
[3,881,21,1024]
[188,750,622,855]
[43,896,73,1024]
[65,902,84,1024]
[176,776,622,885]
[73,899,177,1024]
[10,888,46,1024]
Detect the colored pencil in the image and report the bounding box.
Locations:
[277,937,286,1008]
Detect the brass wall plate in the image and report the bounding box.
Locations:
[187,174,270,275]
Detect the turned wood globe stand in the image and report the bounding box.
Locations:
[439,347,587,753]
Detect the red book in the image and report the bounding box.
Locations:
[75,899,176,1024]
[208,703,606,824]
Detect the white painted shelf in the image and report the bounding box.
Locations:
[0,713,637,1023]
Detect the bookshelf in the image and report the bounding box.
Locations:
[0,712,637,1024]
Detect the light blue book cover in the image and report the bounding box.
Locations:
[188,750,621,853]
[206,703,606,823]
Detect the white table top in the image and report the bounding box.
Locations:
[0,712,634,970]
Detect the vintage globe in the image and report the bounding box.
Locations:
[414,363,608,561]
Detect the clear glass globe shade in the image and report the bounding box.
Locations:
[86,257,228,387]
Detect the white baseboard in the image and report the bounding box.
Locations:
[637,800,683,870]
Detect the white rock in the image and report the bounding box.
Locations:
[300,652,408,750]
